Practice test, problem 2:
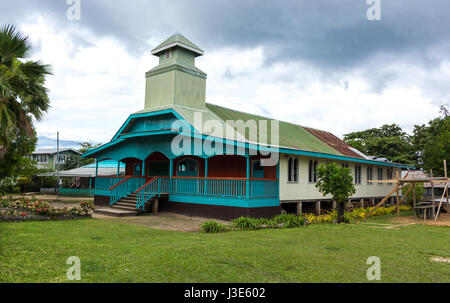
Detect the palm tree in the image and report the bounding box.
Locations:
[0,24,51,159]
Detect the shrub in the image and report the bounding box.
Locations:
[0,197,95,219]
[231,216,259,230]
[272,214,305,228]
[342,212,354,223]
[201,220,227,233]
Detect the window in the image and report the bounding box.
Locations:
[287,158,299,182]
[342,163,349,168]
[377,167,383,184]
[55,154,66,164]
[387,168,393,184]
[36,154,49,163]
[288,158,293,182]
[367,166,373,185]
[309,160,318,183]
[177,158,199,177]
[165,49,171,59]
[354,165,362,184]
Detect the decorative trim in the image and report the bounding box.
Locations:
[145,63,207,79]
[151,41,204,56]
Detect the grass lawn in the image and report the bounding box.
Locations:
[1,211,449,283]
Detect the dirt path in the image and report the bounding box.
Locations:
[93,212,230,232]
[390,213,450,227]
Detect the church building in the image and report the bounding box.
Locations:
[82,34,412,219]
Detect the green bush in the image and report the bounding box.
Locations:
[231,216,259,230]
[254,217,277,228]
[273,214,305,228]
[342,212,354,223]
[201,220,227,233]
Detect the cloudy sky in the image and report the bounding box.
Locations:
[1,0,449,148]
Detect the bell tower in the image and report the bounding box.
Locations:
[145,33,207,110]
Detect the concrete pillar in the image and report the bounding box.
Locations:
[371,197,375,206]
[360,199,364,208]
[152,198,159,214]
[296,202,303,215]
[332,200,337,210]
[315,201,321,216]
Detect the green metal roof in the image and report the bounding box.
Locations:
[133,103,346,156]
[84,103,414,168]
[204,103,344,156]
[151,33,204,56]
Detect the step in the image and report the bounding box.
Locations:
[112,204,137,211]
[115,201,136,207]
[94,207,136,217]
[120,198,137,203]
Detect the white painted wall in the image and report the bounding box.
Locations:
[279,154,399,201]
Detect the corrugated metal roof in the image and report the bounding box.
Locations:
[38,167,125,178]
[33,148,81,155]
[87,103,420,167]
[132,103,366,157]
[303,127,365,159]
[205,103,344,156]
[403,170,447,188]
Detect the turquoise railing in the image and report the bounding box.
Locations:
[135,177,277,210]
[249,179,279,198]
[168,178,247,197]
[98,176,278,210]
[169,177,278,198]
[109,177,146,206]
[59,188,94,197]
[136,177,158,210]
[95,176,126,191]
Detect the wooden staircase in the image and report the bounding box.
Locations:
[96,192,159,217]
[112,193,138,212]
[95,193,143,217]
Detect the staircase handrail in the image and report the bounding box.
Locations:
[136,177,160,210]
[110,176,145,206]
[109,176,132,190]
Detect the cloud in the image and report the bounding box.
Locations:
[1,0,448,145]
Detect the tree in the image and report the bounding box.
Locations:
[315,162,356,224]
[61,154,81,171]
[0,126,38,194]
[401,183,424,207]
[344,124,415,165]
[78,142,101,166]
[412,105,450,175]
[0,24,51,160]
[0,126,37,178]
